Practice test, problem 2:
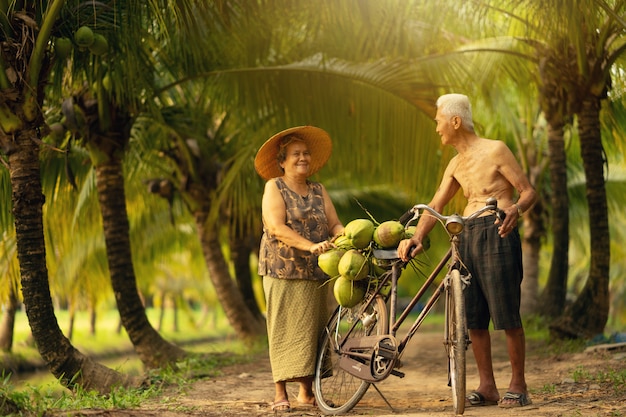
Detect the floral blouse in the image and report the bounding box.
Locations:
[258,177,329,281]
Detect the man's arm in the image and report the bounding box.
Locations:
[495,142,538,236]
[398,158,461,261]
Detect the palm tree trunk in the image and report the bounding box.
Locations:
[194,210,266,340]
[230,234,264,321]
[10,128,135,393]
[0,283,19,352]
[550,98,610,339]
[539,122,570,317]
[520,199,543,316]
[95,159,186,367]
[89,305,97,336]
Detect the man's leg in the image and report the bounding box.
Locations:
[503,327,528,394]
[469,329,500,402]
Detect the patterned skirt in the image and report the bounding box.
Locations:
[263,276,331,382]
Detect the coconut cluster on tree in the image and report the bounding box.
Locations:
[53,25,109,63]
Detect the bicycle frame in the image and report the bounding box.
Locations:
[338,242,453,371]
[314,198,502,415]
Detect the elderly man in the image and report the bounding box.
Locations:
[398,94,537,408]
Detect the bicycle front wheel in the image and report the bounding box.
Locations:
[446,269,467,415]
[314,295,388,415]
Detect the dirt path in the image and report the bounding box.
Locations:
[113,330,626,417]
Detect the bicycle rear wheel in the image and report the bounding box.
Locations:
[314,295,388,415]
[446,269,467,415]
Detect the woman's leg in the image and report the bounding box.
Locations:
[272,380,290,410]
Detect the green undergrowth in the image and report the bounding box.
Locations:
[0,307,265,415]
[1,338,266,416]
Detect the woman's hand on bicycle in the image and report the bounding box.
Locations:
[397,237,424,262]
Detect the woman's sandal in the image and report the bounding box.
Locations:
[271,399,291,412]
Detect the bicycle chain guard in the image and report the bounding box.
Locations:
[338,335,399,382]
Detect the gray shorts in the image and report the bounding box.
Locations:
[458,215,523,330]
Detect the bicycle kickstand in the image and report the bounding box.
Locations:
[371,384,397,413]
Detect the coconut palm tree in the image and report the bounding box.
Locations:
[135,0,447,340]
[0,0,226,391]
[427,0,625,338]
[153,0,552,331]
[59,88,187,366]
[500,0,626,338]
[38,0,245,368]
[133,103,268,339]
[0,0,140,393]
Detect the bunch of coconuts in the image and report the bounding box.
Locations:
[55,25,109,61]
[318,218,416,308]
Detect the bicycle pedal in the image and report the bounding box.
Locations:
[391,369,405,378]
[379,342,395,350]
[377,350,396,359]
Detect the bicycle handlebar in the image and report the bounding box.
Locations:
[399,197,504,234]
[374,198,504,263]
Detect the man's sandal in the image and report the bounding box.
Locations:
[465,391,498,407]
[498,391,532,408]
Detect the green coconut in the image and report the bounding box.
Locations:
[373,220,405,248]
[55,37,73,60]
[333,276,366,308]
[344,218,375,249]
[318,248,346,278]
[74,26,94,47]
[338,249,369,281]
[89,33,108,56]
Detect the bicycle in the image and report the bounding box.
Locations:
[313,198,503,415]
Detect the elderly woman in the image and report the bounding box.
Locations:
[254,126,344,412]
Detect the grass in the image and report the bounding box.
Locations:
[10,306,237,373]
[572,365,626,394]
[1,306,263,415]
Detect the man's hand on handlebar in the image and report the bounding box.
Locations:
[495,205,519,238]
[397,237,424,262]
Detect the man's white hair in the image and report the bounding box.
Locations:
[436,93,474,131]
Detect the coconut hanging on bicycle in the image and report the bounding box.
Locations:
[338,249,369,281]
[333,277,366,308]
[343,218,375,249]
[333,249,369,306]
[318,248,347,278]
[373,220,405,248]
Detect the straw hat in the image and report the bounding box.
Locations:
[254,126,332,180]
